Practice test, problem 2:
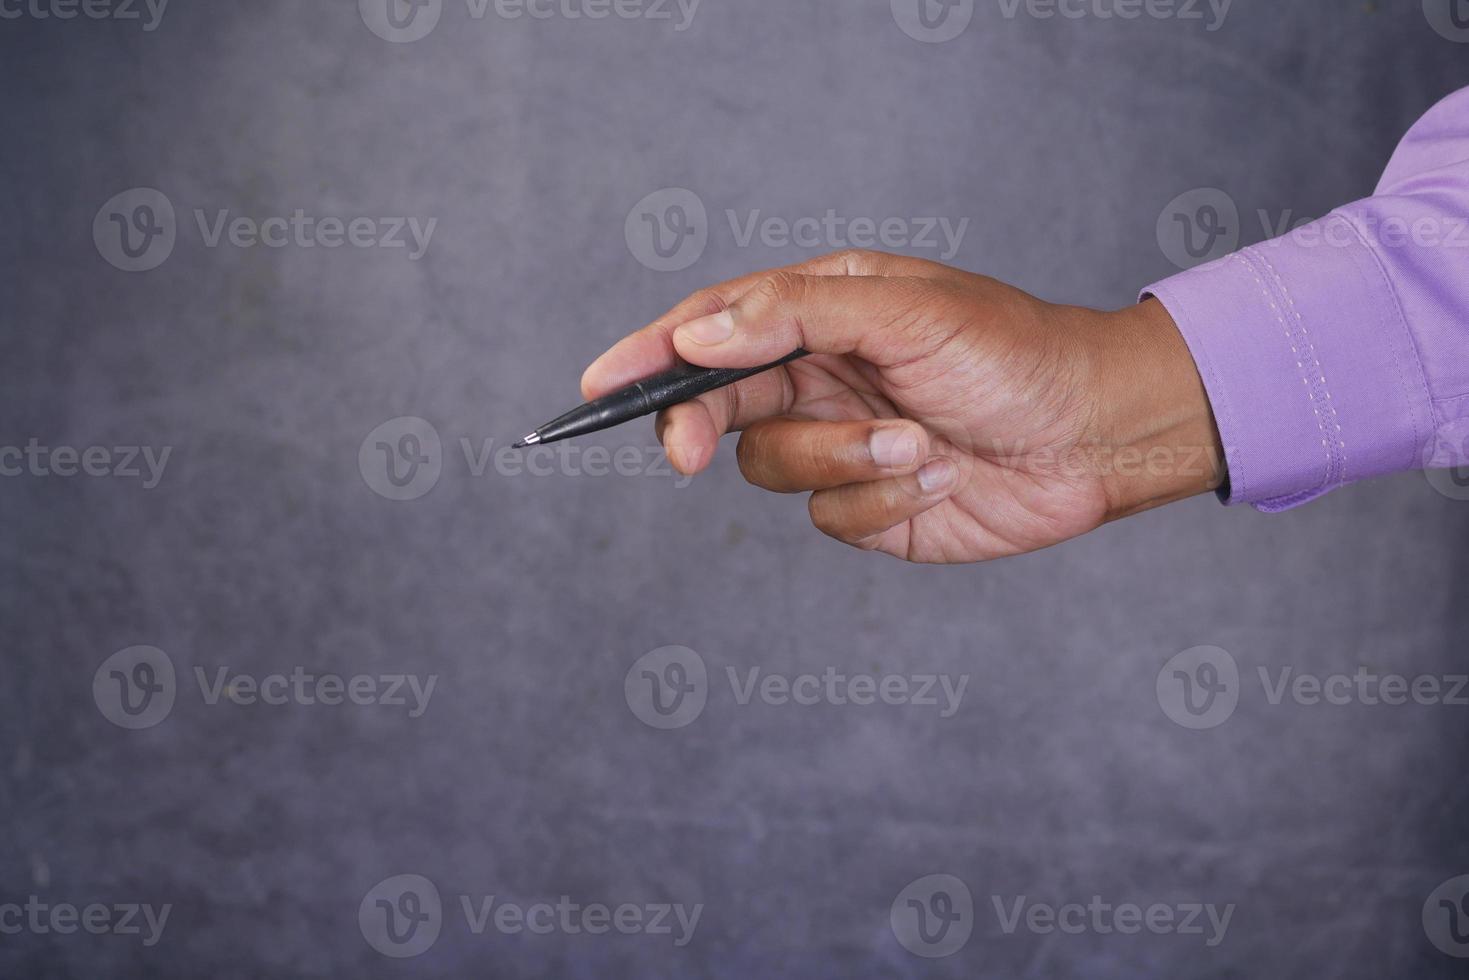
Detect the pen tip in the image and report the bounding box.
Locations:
[512,432,540,449]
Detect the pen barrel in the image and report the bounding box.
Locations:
[635,349,810,412]
[533,385,651,445]
[525,349,808,446]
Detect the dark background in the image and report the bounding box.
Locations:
[3,0,1469,976]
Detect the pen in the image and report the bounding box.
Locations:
[513,349,810,448]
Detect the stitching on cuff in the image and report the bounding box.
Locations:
[1237,249,1334,494]
[1254,248,1347,486]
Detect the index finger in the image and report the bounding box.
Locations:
[580,251,963,399]
[579,267,776,400]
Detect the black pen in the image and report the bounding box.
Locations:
[513,349,809,448]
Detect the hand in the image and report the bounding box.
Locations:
[583,251,1223,564]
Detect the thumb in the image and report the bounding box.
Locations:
[670,272,944,368]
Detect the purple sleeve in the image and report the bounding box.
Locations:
[1143,87,1469,511]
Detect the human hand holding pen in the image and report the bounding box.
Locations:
[582,250,1225,564]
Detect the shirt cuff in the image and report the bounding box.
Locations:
[1142,212,1435,512]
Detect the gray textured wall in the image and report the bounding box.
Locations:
[3,1,1469,977]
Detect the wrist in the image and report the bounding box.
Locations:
[1085,298,1225,521]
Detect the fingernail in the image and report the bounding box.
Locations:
[676,310,735,346]
[869,425,921,469]
[917,458,958,494]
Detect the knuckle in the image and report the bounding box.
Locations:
[735,428,789,492]
[807,492,839,535]
[753,271,806,308]
[734,430,763,480]
[807,492,857,542]
[681,287,725,316]
[829,248,877,274]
